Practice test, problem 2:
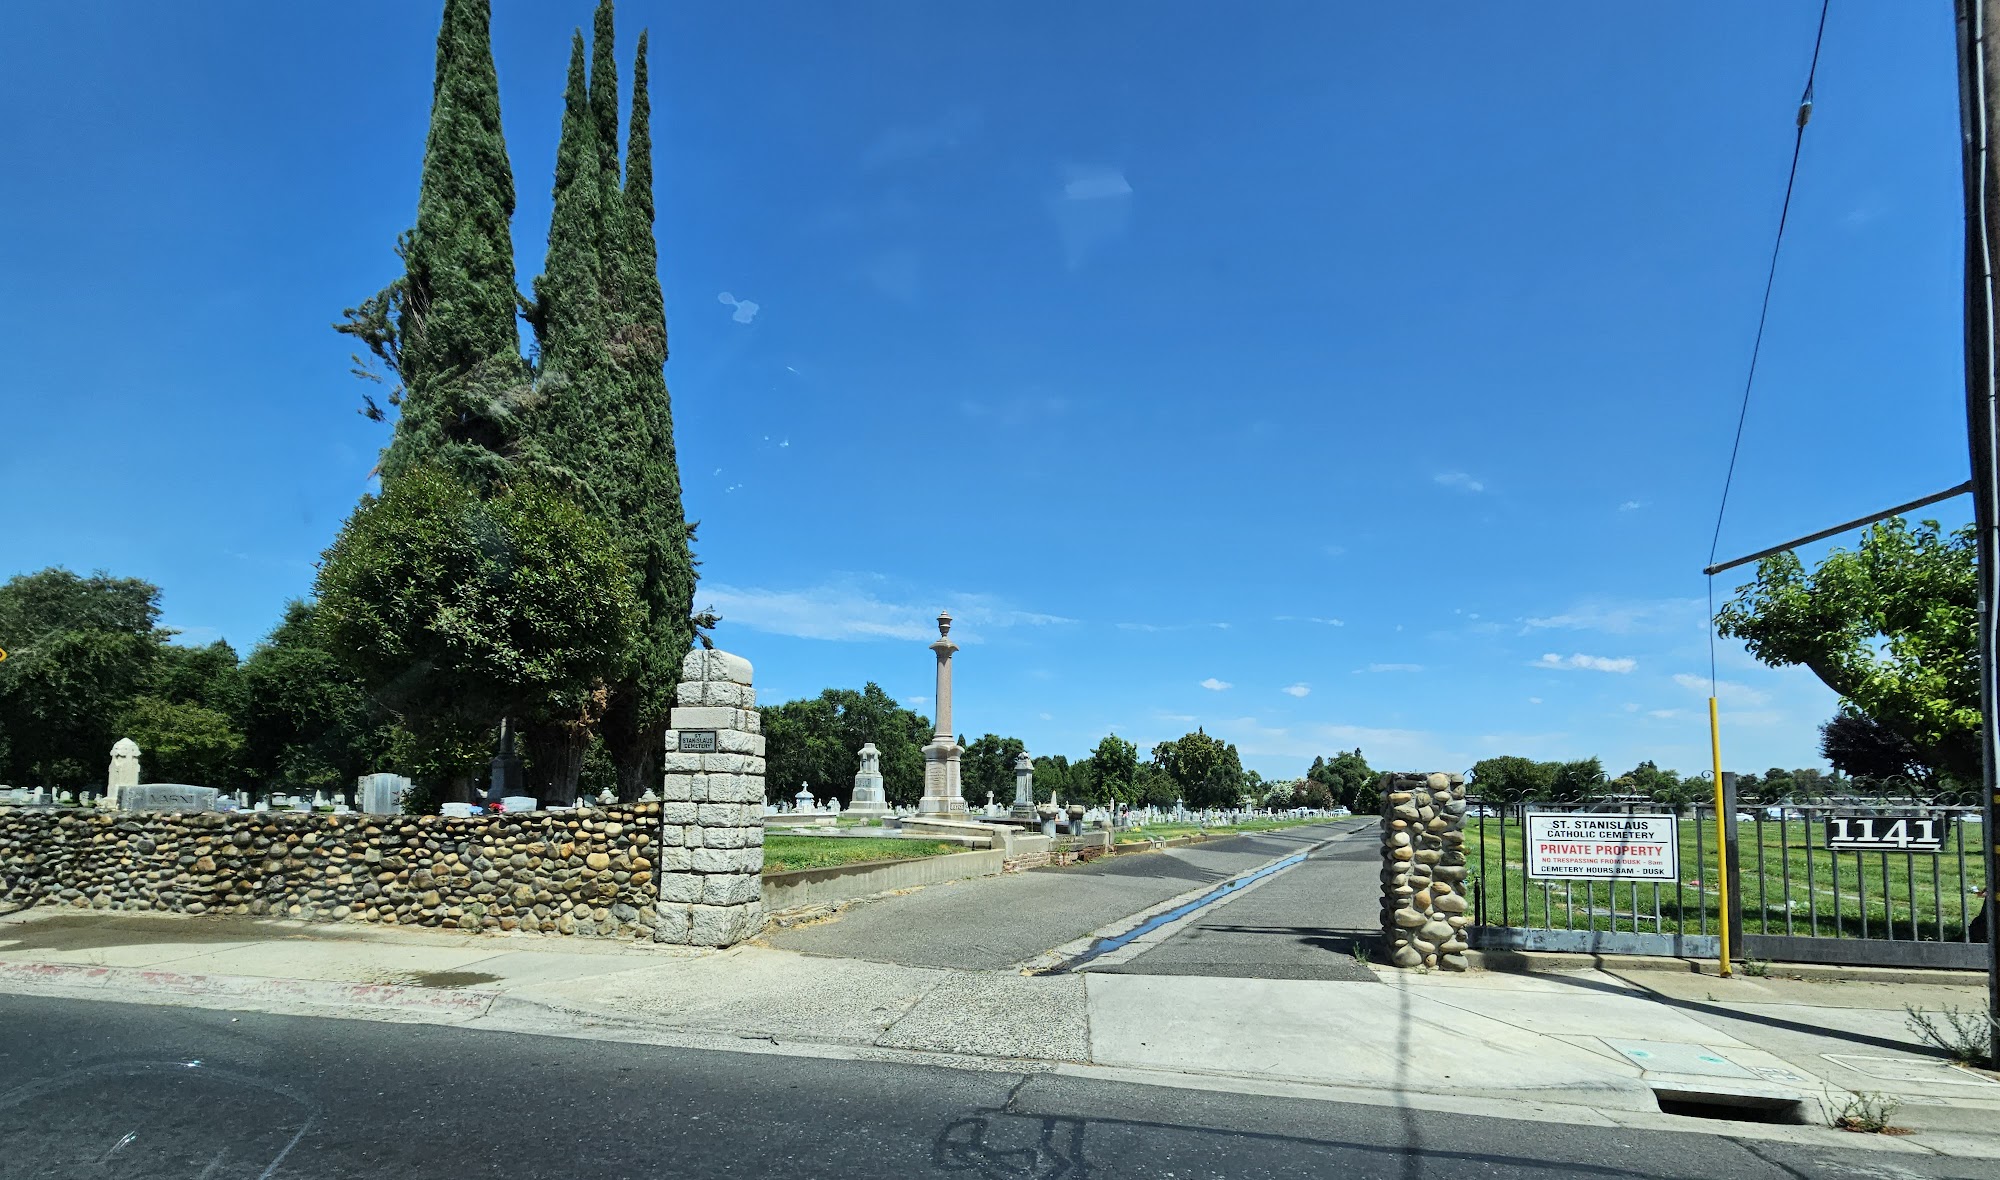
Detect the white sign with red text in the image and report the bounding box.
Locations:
[1526,813,1679,881]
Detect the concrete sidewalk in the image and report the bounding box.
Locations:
[0,905,1995,1160]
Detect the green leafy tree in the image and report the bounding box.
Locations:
[1467,755,1555,803]
[117,695,244,788]
[1154,728,1245,809]
[762,684,931,806]
[312,468,637,803]
[961,733,1026,803]
[340,0,529,491]
[114,638,252,789]
[1087,734,1139,802]
[1031,754,1073,802]
[1716,517,1977,785]
[1820,707,1935,788]
[1549,756,1607,803]
[1134,759,1180,808]
[239,601,393,795]
[600,26,698,801]
[1309,747,1375,812]
[0,569,169,787]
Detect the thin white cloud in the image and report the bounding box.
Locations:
[1647,708,1683,720]
[904,695,928,706]
[717,291,760,324]
[1200,677,1232,692]
[1619,500,1646,511]
[1366,663,1424,673]
[1157,712,1198,723]
[1118,621,1231,633]
[1528,697,1543,705]
[1434,472,1485,493]
[1522,598,1702,635]
[1038,712,1053,721]
[1282,683,1311,698]
[699,579,1071,643]
[1275,615,1345,627]
[1672,673,1771,706]
[1533,652,1636,673]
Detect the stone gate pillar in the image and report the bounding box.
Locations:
[657,649,766,946]
[1380,771,1470,971]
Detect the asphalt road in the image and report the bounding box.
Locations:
[0,994,1982,1179]
[1088,825,1384,982]
[767,822,1374,970]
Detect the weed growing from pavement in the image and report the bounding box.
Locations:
[1905,1005,1998,1068]
[1832,1092,1903,1134]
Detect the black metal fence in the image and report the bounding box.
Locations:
[1464,783,1989,969]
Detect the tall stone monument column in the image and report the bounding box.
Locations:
[657,648,766,946]
[918,611,968,817]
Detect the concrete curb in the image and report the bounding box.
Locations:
[1466,948,1989,986]
[0,959,497,1018]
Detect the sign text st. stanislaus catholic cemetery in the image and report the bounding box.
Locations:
[1526,813,1680,881]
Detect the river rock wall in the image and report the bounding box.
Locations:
[1379,772,1470,971]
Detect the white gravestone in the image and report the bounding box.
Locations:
[847,743,891,819]
[107,738,141,807]
[358,773,412,816]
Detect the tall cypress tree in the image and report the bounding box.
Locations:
[601,26,698,800]
[517,27,632,803]
[374,0,527,490]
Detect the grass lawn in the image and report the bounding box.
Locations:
[1463,814,1987,940]
[1114,815,1341,844]
[761,835,959,874]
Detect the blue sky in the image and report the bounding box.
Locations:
[0,3,1974,780]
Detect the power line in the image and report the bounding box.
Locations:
[1706,0,1833,691]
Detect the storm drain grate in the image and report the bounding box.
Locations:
[1651,1085,1810,1125]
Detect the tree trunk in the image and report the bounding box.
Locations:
[522,721,589,806]
[603,690,667,803]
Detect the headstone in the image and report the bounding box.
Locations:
[846,743,891,819]
[795,783,815,811]
[1012,752,1036,820]
[502,795,538,813]
[639,787,660,803]
[827,797,841,815]
[597,787,618,805]
[358,773,412,816]
[107,737,141,807]
[120,784,218,813]
[312,790,329,810]
[441,802,481,818]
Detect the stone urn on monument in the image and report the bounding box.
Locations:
[918,611,969,817]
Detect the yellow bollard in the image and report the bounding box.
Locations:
[1709,696,1732,978]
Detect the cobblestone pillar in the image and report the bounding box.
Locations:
[1380,771,1470,971]
[657,649,766,946]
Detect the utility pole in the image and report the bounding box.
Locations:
[1952,0,2000,1067]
